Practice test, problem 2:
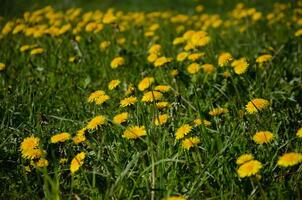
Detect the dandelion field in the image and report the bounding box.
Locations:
[1,0,302,199]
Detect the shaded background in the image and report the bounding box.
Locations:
[0,0,292,18]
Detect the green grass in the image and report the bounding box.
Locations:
[1,0,302,199]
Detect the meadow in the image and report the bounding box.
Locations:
[1,0,302,199]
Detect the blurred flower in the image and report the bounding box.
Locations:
[296,127,302,138]
[245,98,269,114]
[252,131,274,144]
[86,115,106,130]
[236,154,254,165]
[201,63,215,74]
[166,196,186,200]
[181,137,200,150]
[188,53,205,61]
[111,57,125,69]
[20,136,43,159]
[108,79,121,90]
[123,126,147,139]
[148,44,161,55]
[176,52,188,62]
[70,152,85,173]
[154,85,171,93]
[256,54,272,64]
[154,56,172,67]
[30,47,44,55]
[231,58,248,74]
[154,114,169,126]
[120,96,137,107]
[147,53,158,63]
[209,107,229,116]
[237,160,262,178]
[218,52,233,67]
[193,118,211,127]
[187,63,200,74]
[175,124,192,139]
[138,77,154,91]
[50,132,71,143]
[113,112,129,124]
[87,90,110,105]
[156,101,170,109]
[277,152,302,167]
[141,91,163,102]
[35,159,49,168]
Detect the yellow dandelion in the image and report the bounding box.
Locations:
[20,136,39,153]
[175,124,192,140]
[94,94,110,105]
[22,149,43,160]
[154,56,173,67]
[69,56,76,63]
[173,37,185,45]
[193,118,211,127]
[154,114,169,126]
[277,152,302,167]
[50,132,71,143]
[195,4,204,11]
[187,63,200,74]
[222,71,231,78]
[188,52,205,61]
[138,77,155,91]
[141,91,163,102]
[256,54,272,63]
[294,29,302,37]
[73,134,86,145]
[24,165,31,173]
[20,45,31,52]
[296,127,302,138]
[201,63,215,74]
[87,90,110,105]
[35,159,49,168]
[170,69,179,77]
[190,31,210,47]
[209,107,229,116]
[147,53,158,63]
[236,154,254,165]
[59,158,68,164]
[108,79,121,90]
[110,57,125,69]
[76,128,87,136]
[70,152,86,174]
[237,160,262,178]
[125,84,135,95]
[252,131,274,144]
[166,196,187,200]
[156,101,170,109]
[176,52,188,62]
[99,41,111,50]
[231,58,249,74]
[122,126,147,139]
[86,115,106,130]
[30,47,44,55]
[154,85,171,93]
[245,98,269,114]
[181,137,200,150]
[120,96,137,107]
[103,11,117,24]
[218,52,233,67]
[148,44,161,55]
[0,62,5,71]
[113,112,129,124]
[117,37,126,45]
